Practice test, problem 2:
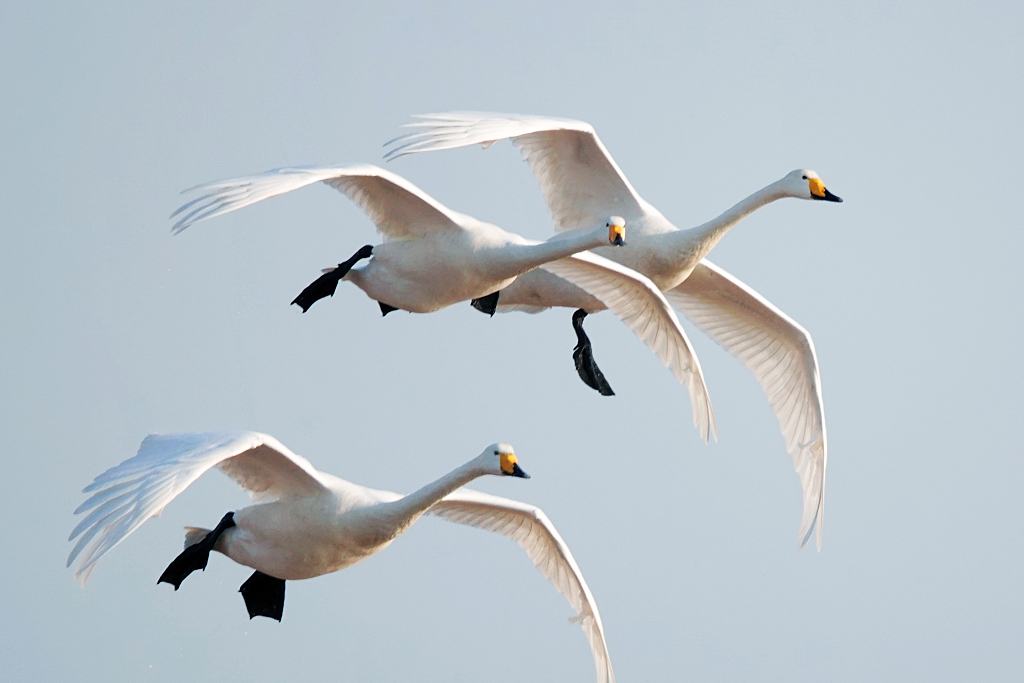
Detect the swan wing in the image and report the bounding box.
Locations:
[539,252,716,443]
[386,112,644,231]
[665,260,826,549]
[68,431,328,585]
[171,164,465,240]
[428,488,614,683]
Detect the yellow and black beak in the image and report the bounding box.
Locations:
[809,178,843,203]
[500,452,530,479]
[608,223,626,246]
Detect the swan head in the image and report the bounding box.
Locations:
[781,169,843,203]
[606,216,626,246]
[479,442,529,479]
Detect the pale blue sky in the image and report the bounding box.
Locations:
[2,1,1022,681]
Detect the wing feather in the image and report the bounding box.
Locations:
[429,488,614,683]
[665,260,827,549]
[171,164,464,241]
[386,112,645,231]
[68,431,328,584]
[539,252,717,443]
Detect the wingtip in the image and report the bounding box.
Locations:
[693,395,717,444]
[796,515,822,551]
[71,562,95,587]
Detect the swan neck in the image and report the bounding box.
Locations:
[686,182,786,261]
[500,227,607,275]
[388,460,482,523]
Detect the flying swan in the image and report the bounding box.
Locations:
[386,113,843,548]
[68,432,615,683]
[172,164,715,440]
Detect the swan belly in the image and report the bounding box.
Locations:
[493,268,607,313]
[221,501,396,581]
[346,241,516,313]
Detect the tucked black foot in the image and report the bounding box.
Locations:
[158,512,235,590]
[471,290,500,317]
[291,244,374,313]
[239,571,286,621]
[379,301,399,316]
[572,309,615,396]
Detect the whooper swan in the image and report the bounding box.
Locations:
[68,432,615,683]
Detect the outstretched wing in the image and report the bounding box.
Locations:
[386,112,645,231]
[665,260,827,549]
[429,488,614,683]
[68,431,328,585]
[539,252,716,443]
[171,164,465,241]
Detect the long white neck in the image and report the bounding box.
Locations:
[494,226,610,278]
[676,180,788,264]
[381,459,484,527]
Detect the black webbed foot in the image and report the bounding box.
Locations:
[379,301,399,316]
[291,244,374,313]
[470,290,500,317]
[239,571,286,621]
[158,512,235,590]
[572,309,615,396]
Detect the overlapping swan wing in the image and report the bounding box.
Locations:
[539,252,716,442]
[387,112,645,231]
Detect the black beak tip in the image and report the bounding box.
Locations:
[612,236,626,246]
[816,188,843,203]
[511,463,530,479]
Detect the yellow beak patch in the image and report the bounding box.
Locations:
[608,223,625,244]
[809,178,826,198]
[500,452,518,475]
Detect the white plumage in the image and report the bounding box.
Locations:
[68,432,615,683]
[171,163,716,440]
[171,164,626,314]
[388,112,844,548]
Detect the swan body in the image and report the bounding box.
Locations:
[387,113,843,548]
[171,164,716,439]
[68,431,614,683]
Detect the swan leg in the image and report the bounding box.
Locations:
[470,290,500,317]
[157,512,235,590]
[572,309,615,396]
[239,571,286,622]
[378,301,399,316]
[291,244,374,313]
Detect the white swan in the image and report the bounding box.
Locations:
[172,164,716,440]
[171,164,624,314]
[68,432,615,683]
[386,113,844,549]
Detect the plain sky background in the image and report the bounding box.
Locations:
[2,1,1022,681]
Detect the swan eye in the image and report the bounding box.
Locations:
[493,450,499,455]
[802,175,808,180]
